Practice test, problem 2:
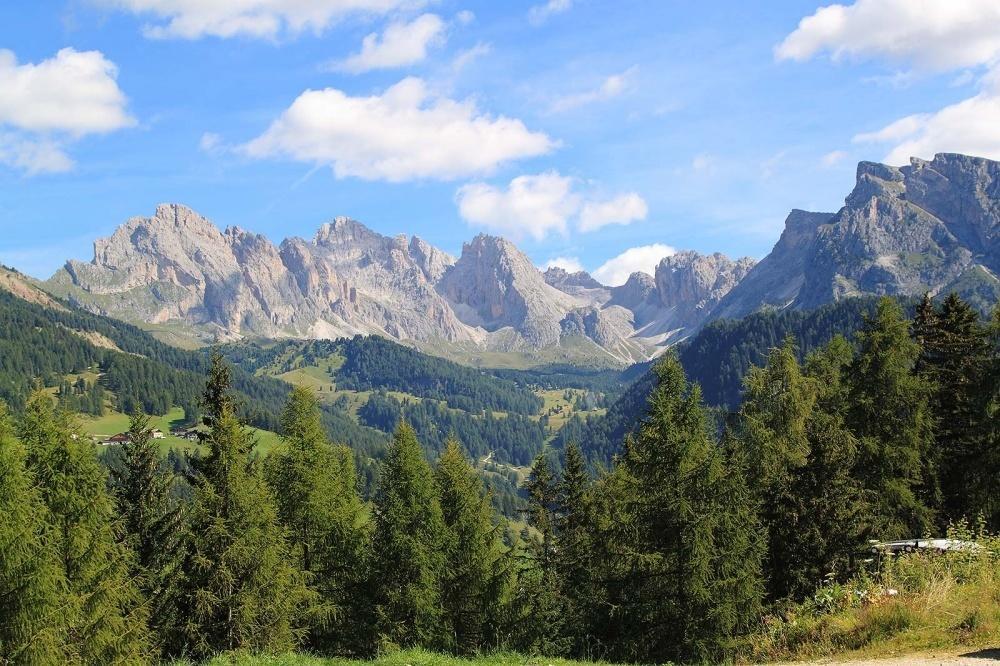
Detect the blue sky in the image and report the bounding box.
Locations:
[2,1,1000,282]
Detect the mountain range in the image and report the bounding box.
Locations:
[43,153,1000,366]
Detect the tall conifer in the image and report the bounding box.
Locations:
[163,354,307,658]
[0,403,68,664]
[434,437,506,655]
[266,385,370,653]
[20,393,151,664]
[611,354,763,663]
[370,422,446,651]
[848,297,935,537]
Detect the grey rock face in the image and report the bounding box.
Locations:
[543,267,605,291]
[714,153,1000,319]
[48,204,472,343]
[437,235,578,347]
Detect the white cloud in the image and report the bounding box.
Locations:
[776,0,1000,70]
[578,193,648,232]
[852,76,1000,163]
[243,77,555,182]
[821,149,848,167]
[0,48,133,135]
[455,171,648,239]
[98,0,425,40]
[0,133,74,174]
[456,172,578,241]
[0,48,133,174]
[331,13,446,73]
[528,0,572,26]
[593,244,676,287]
[544,256,584,273]
[199,132,222,153]
[549,66,638,113]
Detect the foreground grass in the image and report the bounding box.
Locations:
[184,649,618,666]
[739,533,1000,663]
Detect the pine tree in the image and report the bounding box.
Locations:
[163,354,308,658]
[554,443,600,657]
[848,297,935,537]
[914,293,991,524]
[370,422,447,651]
[610,354,764,663]
[115,413,180,610]
[0,402,68,664]
[266,386,370,653]
[981,306,1000,527]
[19,393,152,664]
[516,452,566,656]
[434,437,507,655]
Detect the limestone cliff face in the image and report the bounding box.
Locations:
[36,153,1000,364]
[437,235,578,347]
[714,153,1000,319]
[44,204,757,361]
[48,205,471,343]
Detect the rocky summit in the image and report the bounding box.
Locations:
[47,204,747,365]
[42,153,1000,366]
[714,153,1000,319]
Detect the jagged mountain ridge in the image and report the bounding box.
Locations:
[42,152,1000,367]
[714,153,1000,318]
[46,204,748,365]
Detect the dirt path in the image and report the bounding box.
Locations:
[778,649,1000,665]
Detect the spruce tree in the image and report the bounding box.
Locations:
[19,393,152,664]
[611,354,764,663]
[266,386,370,653]
[115,412,180,615]
[370,422,447,651]
[914,293,991,523]
[163,354,307,658]
[981,306,1000,527]
[516,452,566,656]
[434,437,507,655]
[848,297,935,537]
[555,443,600,657]
[0,403,67,664]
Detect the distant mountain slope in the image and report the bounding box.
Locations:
[715,154,1000,318]
[43,205,751,366]
[0,266,384,452]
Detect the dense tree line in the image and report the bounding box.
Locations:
[3,293,999,664]
[358,391,546,466]
[221,336,545,415]
[557,296,900,466]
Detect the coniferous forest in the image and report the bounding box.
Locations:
[2,293,1000,664]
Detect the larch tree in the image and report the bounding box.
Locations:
[848,297,935,538]
[434,437,507,655]
[610,353,764,663]
[266,385,370,653]
[370,422,447,651]
[0,402,68,664]
[19,393,152,664]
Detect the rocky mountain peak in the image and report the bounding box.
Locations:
[543,267,604,291]
[437,234,577,347]
[655,251,755,312]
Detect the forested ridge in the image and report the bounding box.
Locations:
[2,293,999,665]
[558,296,907,465]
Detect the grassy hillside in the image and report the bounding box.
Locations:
[740,532,1000,663]
[78,406,283,455]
